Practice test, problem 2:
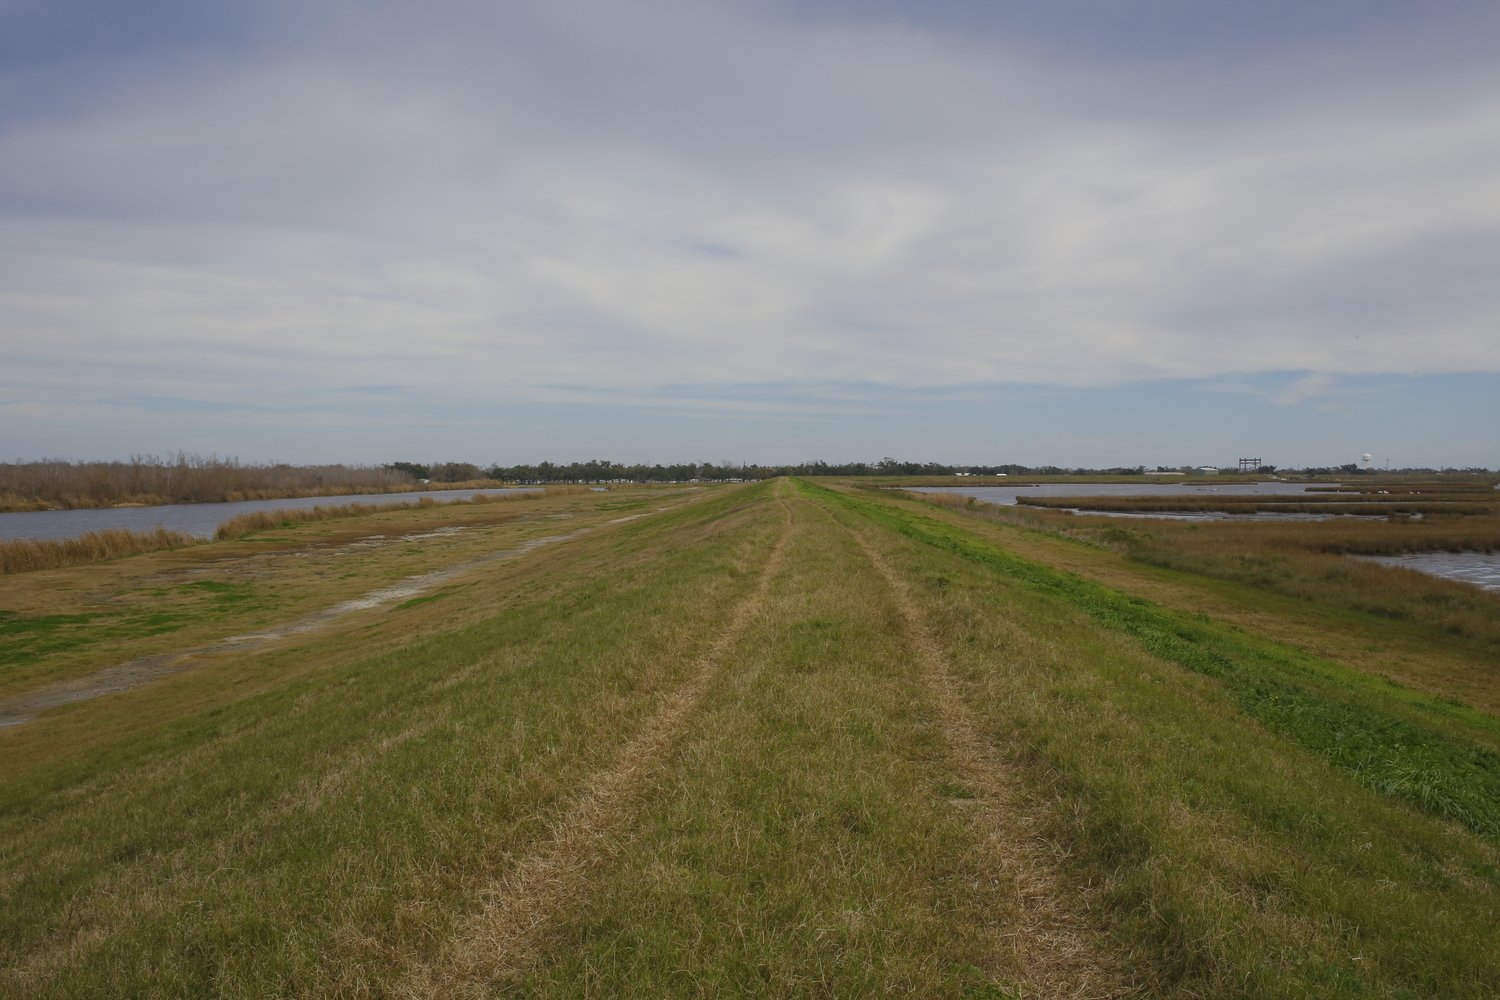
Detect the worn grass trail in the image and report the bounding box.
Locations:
[505,483,1102,998]
[836,515,1129,999]
[406,485,797,995]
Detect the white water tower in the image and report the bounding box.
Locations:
[1361,453,1373,470]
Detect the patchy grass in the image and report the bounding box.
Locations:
[1,527,202,575]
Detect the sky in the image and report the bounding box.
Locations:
[2,0,1497,469]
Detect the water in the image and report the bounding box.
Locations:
[1353,552,1500,593]
[0,488,542,542]
[899,481,1352,520]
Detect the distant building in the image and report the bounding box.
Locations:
[1193,467,1220,475]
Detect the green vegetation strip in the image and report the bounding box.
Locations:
[801,480,1500,839]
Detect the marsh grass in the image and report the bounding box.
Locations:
[0,527,201,575]
[1308,483,1500,494]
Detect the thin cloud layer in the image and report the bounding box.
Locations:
[1,0,1498,460]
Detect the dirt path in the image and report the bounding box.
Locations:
[843,522,1136,1000]
[401,487,795,998]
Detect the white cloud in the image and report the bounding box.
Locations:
[1,0,1498,454]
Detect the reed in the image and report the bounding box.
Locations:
[0,527,201,575]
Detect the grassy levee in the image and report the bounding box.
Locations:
[800,479,1500,997]
[3,477,1499,997]
[0,482,773,996]
[502,484,1094,998]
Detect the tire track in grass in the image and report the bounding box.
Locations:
[840,517,1136,1000]
[403,486,794,998]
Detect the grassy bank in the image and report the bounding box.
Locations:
[913,490,1500,646]
[1,480,1497,997]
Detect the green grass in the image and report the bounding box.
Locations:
[803,480,1500,839]
[0,607,194,671]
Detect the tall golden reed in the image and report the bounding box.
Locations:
[0,527,200,575]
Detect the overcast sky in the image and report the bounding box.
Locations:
[2,0,1497,468]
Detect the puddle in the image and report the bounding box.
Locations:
[1352,551,1500,593]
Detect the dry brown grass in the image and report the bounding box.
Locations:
[0,527,201,575]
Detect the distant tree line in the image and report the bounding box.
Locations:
[384,458,1499,485]
[381,458,1235,484]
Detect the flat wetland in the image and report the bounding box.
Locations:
[2,479,1498,998]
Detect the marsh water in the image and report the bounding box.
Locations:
[0,487,541,542]
[900,481,1344,520]
[899,483,1500,591]
[1353,552,1500,593]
